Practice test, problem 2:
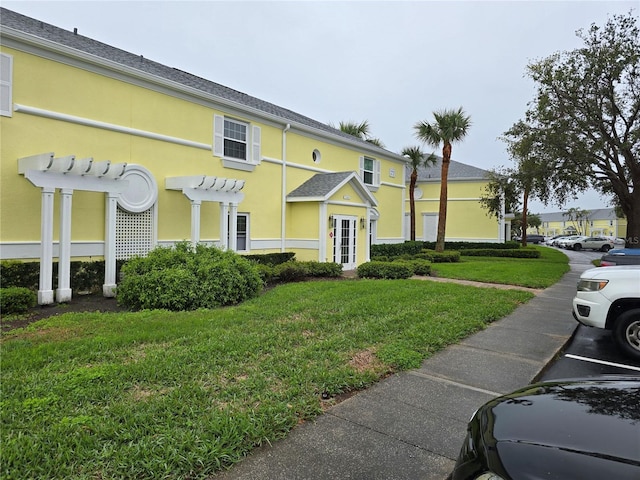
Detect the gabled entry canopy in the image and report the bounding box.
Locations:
[286,171,378,206]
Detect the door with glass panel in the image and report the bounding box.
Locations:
[332,215,357,270]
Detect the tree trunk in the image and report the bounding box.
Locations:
[521,189,529,247]
[410,169,417,241]
[622,188,640,249]
[435,143,452,252]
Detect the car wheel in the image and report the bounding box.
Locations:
[601,245,611,252]
[613,309,640,360]
[573,244,582,251]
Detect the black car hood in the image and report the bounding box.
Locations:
[477,378,640,478]
[494,441,640,480]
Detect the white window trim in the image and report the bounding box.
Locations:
[214,115,261,172]
[359,156,380,191]
[1,53,13,117]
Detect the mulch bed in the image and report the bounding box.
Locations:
[1,293,127,332]
[1,274,361,332]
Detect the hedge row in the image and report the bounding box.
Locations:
[0,259,127,293]
[243,252,296,266]
[0,251,300,292]
[372,250,461,263]
[356,259,432,279]
[258,260,343,284]
[370,240,520,257]
[461,248,540,258]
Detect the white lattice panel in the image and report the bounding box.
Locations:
[116,206,154,259]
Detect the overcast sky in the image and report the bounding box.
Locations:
[4,0,637,213]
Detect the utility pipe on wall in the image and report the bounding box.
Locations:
[281,124,291,252]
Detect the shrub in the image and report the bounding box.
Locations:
[461,248,540,258]
[273,261,309,282]
[304,261,343,278]
[356,261,413,279]
[243,252,296,266]
[400,258,432,276]
[255,263,277,284]
[0,287,37,314]
[425,250,461,263]
[117,242,263,311]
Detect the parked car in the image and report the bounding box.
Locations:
[448,376,640,480]
[564,236,614,252]
[545,234,565,245]
[556,235,581,248]
[516,234,545,244]
[605,236,627,247]
[572,265,640,359]
[548,235,571,246]
[600,248,640,267]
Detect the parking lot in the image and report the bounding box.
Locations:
[540,246,640,380]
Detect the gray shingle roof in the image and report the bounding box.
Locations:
[288,172,353,198]
[405,157,489,182]
[0,7,397,157]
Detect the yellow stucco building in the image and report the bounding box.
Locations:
[405,160,510,243]
[0,8,506,305]
[536,209,627,238]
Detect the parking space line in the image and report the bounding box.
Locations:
[565,354,640,372]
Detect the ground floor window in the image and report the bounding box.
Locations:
[228,213,248,252]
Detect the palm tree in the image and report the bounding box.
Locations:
[337,120,385,148]
[414,108,471,252]
[402,147,436,241]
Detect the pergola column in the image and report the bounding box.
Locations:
[219,202,229,250]
[56,188,73,302]
[38,187,55,305]
[191,199,202,244]
[229,202,238,251]
[103,192,118,297]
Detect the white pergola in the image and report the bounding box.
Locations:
[165,176,245,250]
[18,152,129,305]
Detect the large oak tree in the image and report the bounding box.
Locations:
[524,11,640,248]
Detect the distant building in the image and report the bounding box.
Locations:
[405,159,510,243]
[534,209,627,238]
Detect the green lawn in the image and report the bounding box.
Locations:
[432,246,570,288]
[0,248,569,479]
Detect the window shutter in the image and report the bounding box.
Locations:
[359,156,364,179]
[0,53,12,118]
[252,125,261,163]
[375,160,381,186]
[213,114,224,157]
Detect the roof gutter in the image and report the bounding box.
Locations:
[0,25,408,163]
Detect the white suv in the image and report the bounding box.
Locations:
[572,266,640,359]
[564,236,614,252]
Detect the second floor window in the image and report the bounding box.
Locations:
[224,119,248,160]
[214,115,261,170]
[360,156,380,187]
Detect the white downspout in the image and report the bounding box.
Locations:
[281,123,291,252]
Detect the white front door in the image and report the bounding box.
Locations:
[332,215,357,270]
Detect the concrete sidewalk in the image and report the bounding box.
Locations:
[215,258,593,480]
